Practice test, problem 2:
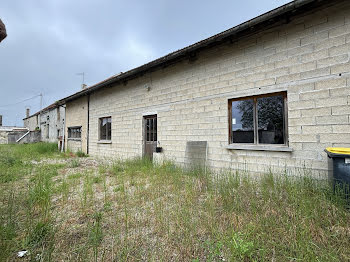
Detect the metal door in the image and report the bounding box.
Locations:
[144,115,157,160]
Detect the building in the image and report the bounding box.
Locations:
[23,103,65,146]
[0,115,29,144]
[58,0,350,177]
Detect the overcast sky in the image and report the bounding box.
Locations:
[0,0,290,126]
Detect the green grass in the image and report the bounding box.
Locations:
[0,143,350,261]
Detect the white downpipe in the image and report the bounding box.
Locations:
[205,142,208,175]
[16,131,30,143]
[61,106,66,152]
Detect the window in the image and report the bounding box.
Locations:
[68,126,81,139]
[229,92,287,145]
[145,116,157,142]
[57,108,60,121]
[99,117,111,141]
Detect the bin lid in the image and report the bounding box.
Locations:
[325,147,350,158]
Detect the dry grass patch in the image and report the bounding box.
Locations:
[0,144,350,261]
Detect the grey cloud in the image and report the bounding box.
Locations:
[0,0,290,126]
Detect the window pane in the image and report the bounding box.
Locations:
[100,119,107,140]
[107,121,111,140]
[231,99,254,143]
[257,95,285,144]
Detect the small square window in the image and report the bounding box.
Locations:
[68,126,81,139]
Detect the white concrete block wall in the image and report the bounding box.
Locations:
[65,97,88,153]
[85,1,350,177]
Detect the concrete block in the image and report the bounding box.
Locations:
[329,42,350,56]
[289,117,316,126]
[288,109,301,118]
[288,44,314,57]
[289,100,315,110]
[314,77,346,90]
[301,49,328,63]
[290,61,316,74]
[289,126,302,135]
[331,105,350,115]
[301,107,331,117]
[304,15,328,29]
[302,125,330,134]
[299,89,329,100]
[316,115,349,125]
[329,24,350,38]
[315,36,346,51]
[288,83,314,94]
[320,133,350,143]
[317,55,349,68]
[330,87,350,97]
[276,73,301,84]
[301,31,328,46]
[255,78,276,88]
[315,97,348,108]
[333,125,350,133]
[300,67,330,79]
[330,62,350,74]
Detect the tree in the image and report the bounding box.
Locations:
[0,19,7,43]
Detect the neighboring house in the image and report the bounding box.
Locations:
[0,126,28,144]
[58,0,350,177]
[23,112,39,131]
[23,104,65,146]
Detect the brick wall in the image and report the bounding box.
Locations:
[83,1,350,177]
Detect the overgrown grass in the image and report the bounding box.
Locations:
[0,145,350,261]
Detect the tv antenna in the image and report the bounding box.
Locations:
[76,72,85,85]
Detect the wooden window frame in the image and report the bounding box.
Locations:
[99,116,112,141]
[68,126,82,140]
[228,91,289,147]
[144,115,157,142]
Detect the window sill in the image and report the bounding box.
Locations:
[97,140,112,144]
[225,144,293,152]
[67,138,81,141]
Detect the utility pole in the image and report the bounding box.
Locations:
[39,93,43,110]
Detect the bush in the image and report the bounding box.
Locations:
[76,151,88,157]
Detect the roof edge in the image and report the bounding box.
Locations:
[58,0,335,104]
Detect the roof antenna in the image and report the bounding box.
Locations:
[76,72,87,89]
[39,93,43,110]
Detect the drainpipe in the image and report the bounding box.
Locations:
[16,130,30,143]
[87,94,90,154]
[61,105,66,152]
